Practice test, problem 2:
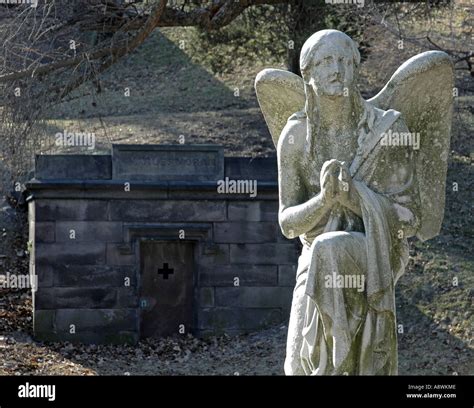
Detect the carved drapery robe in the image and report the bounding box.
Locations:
[286,107,422,375]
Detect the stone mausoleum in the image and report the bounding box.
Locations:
[26,145,299,344]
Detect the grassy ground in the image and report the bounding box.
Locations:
[39,29,271,157]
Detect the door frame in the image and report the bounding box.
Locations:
[124,223,213,337]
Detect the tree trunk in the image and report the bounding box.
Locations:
[286,0,327,76]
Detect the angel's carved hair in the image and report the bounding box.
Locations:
[299,29,361,81]
[299,30,374,158]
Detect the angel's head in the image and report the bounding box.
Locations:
[300,29,360,97]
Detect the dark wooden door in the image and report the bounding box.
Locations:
[139,241,194,338]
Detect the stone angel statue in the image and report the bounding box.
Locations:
[255,30,453,375]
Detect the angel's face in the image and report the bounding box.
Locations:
[307,41,356,97]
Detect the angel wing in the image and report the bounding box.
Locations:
[254,69,305,147]
[255,51,453,242]
[368,50,454,241]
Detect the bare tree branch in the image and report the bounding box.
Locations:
[0,0,288,85]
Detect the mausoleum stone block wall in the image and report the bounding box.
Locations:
[26,145,299,344]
